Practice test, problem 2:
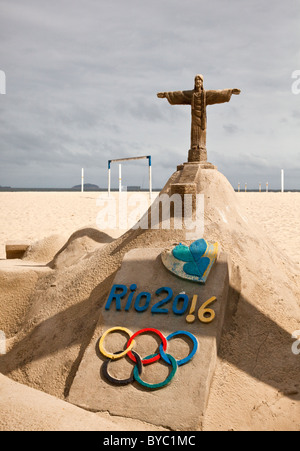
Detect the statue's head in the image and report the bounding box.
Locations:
[194,74,204,91]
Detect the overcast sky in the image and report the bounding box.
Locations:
[0,0,300,190]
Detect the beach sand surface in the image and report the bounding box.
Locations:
[1,191,299,265]
[0,189,299,431]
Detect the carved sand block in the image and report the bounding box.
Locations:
[5,241,30,259]
[68,247,231,430]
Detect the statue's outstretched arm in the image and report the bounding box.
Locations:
[157,90,193,105]
[206,88,241,105]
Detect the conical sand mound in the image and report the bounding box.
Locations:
[0,167,299,430]
[49,227,114,269]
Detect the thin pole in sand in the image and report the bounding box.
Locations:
[245,183,247,192]
[266,182,269,192]
[238,182,240,193]
[148,156,152,199]
[281,169,284,193]
[119,164,122,193]
[81,168,84,192]
[108,161,111,197]
[259,182,261,193]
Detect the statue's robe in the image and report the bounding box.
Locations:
[165,89,234,151]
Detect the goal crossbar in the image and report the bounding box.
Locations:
[107,155,152,196]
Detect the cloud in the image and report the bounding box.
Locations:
[0,0,300,189]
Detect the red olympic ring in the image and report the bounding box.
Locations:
[126,328,168,365]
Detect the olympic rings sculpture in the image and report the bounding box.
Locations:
[99,327,198,390]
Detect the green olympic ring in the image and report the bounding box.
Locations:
[133,353,177,390]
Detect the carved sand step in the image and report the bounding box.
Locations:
[5,242,30,259]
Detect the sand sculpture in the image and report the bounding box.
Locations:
[0,76,299,431]
[157,74,241,165]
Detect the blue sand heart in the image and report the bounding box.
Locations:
[172,239,210,278]
[183,257,210,277]
[172,243,195,262]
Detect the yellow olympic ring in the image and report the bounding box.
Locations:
[99,326,135,360]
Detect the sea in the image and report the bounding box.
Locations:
[0,188,299,193]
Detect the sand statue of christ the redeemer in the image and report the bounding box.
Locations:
[157,74,241,165]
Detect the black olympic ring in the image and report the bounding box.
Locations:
[101,350,143,386]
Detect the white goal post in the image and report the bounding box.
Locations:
[108,155,152,197]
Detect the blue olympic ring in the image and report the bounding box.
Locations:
[159,330,198,366]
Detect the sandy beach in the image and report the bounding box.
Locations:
[0,185,299,431]
[238,192,300,267]
[0,191,299,265]
[0,192,160,259]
